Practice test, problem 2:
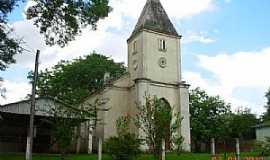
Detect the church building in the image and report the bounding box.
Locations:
[86,0,191,152]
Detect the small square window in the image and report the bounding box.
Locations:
[133,41,137,54]
[159,39,166,51]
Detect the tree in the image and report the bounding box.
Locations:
[0,0,111,72]
[189,88,231,152]
[256,137,270,156]
[262,89,270,122]
[135,95,183,160]
[26,0,111,47]
[0,0,23,71]
[43,99,101,160]
[28,52,126,105]
[227,108,258,140]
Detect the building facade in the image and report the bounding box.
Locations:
[256,122,270,142]
[86,0,191,152]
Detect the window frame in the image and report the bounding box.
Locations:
[158,39,167,52]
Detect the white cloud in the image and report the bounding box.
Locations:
[11,0,216,70]
[0,80,31,105]
[183,31,215,44]
[162,0,215,19]
[183,48,270,115]
[109,0,215,20]
[2,0,215,104]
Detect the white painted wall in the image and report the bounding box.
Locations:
[128,30,181,83]
[256,127,270,142]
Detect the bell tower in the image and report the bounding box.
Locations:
[127,0,182,83]
[127,0,191,151]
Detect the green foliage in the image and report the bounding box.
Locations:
[0,0,111,75]
[172,136,184,154]
[43,100,99,159]
[255,137,270,156]
[28,52,126,105]
[116,115,131,136]
[263,89,270,122]
[26,0,111,47]
[105,116,141,160]
[190,88,231,147]
[190,88,258,152]
[135,95,183,159]
[227,108,258,139]
[105,134,141,160]
[0,0,23,71]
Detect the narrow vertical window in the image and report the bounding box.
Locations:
[159,39,166,51]
[133,41,137,53]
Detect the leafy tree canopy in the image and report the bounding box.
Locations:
[190,88,231,143]
[28,52,126,105]
[263,89,270,122]
[27,0,111,47]
[44,99,101,159]
[227,108,258,139]
[0,0,111,72]
[190,88,259,152]
[0,0,23,71]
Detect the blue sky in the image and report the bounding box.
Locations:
[1,0,270,115]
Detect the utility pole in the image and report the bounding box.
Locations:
[26,50,40,160]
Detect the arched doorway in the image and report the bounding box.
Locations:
[158,98,172,150]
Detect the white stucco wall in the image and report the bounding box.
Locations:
[256,127,270,142]
[128,30,181,83]
[84,75,131,140]
[179,86,191,151]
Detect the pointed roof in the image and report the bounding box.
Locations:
[129,0,180,40]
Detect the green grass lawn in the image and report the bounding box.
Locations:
[0,152,262,160]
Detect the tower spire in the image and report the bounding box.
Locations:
[129,0,179,40]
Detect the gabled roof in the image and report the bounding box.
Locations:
[129,0,179,40]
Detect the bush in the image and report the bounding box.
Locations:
[255,137,270,156]
[105,133,141,160]
[105,115,141,160]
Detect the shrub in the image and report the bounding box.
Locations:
[255,137,270,156]
[105,115,141,160]
[172,136,184,154]
[105,133,141,160]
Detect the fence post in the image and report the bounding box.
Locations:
[98,137,102,160]
[236,138,240,160]
[88,126,93,154]
[162,139,166,160]
[211,138,216,156]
